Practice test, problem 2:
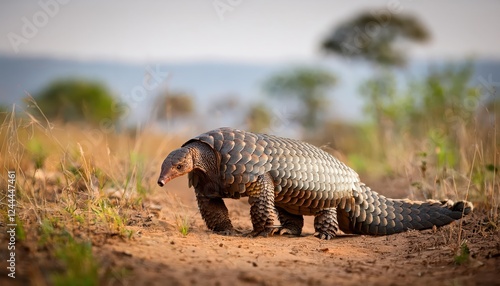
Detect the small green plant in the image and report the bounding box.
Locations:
[175,214,191,237]
[27,138,48,169]
[428,129,457,171]
[120,151,150,205]
[38,218,99,285]
[51,237,99,286]
[15,217,26,241]
[454,240,470,265]
[39,217,58,246]
[130,151,148,198]
[92,198,133,238]
[64,204,85,224]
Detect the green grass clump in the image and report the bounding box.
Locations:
[454,240,470,265]
[15,217,26,241]
[52,238,99,286]
[93,198,133,238]
[27,138,48,169]
[39,218,99,286]
[175,214,191,237]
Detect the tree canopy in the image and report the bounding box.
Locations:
[34,79,123,125]
[246,103,272,133]
[321,12,429,66]
[263,67,337,130]
[155,91,194,120]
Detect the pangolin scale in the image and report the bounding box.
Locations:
[158,127,472,239]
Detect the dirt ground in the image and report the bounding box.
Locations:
[1,176,499,286]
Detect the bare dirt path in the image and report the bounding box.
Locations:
[97,178,500,286]
[101,211,498,286]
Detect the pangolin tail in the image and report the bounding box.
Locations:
[338,184,473,235]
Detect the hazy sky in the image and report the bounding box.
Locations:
[1,0,499,63]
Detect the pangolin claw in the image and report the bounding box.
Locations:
[314,231,336,240]
[274,227,300,236]
[248,227,277,238]
[215,228,242,236]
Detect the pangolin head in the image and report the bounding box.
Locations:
[157,147,194,187]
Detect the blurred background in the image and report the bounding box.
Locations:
[1,3,499,284]
[0,0,498,201]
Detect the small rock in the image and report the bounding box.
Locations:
[148,204,163,211]
[470,258,484,268]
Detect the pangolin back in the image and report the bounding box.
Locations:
[183,127,360,214]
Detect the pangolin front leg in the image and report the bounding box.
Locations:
[196,194,234,234]
[247,173,276,237]
[314,208,340,240]
[275,207,304,236]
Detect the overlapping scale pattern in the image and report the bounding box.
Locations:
[346,184,473,235]
[183,127,360,215]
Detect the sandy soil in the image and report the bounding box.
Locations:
[1,176,499,286]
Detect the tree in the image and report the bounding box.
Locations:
[33,79,123,125]
[155,91,194,120]
[321,11,430,151]
[263,67,337,131]
[246,103,272,133]
[321,12,429,66]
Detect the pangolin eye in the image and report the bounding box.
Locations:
[176,164,182,170]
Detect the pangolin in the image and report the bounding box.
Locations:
[157,127,472,239]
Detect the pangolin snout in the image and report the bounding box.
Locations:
[157,178,166,187]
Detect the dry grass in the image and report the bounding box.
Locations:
[0,104,186,284]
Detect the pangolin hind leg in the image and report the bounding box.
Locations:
[314,208,340,240]
[247,173,276,237]
[195,194,234,234]
[275,207,304,236]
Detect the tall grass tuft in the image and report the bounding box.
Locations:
[0,98,180,284]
